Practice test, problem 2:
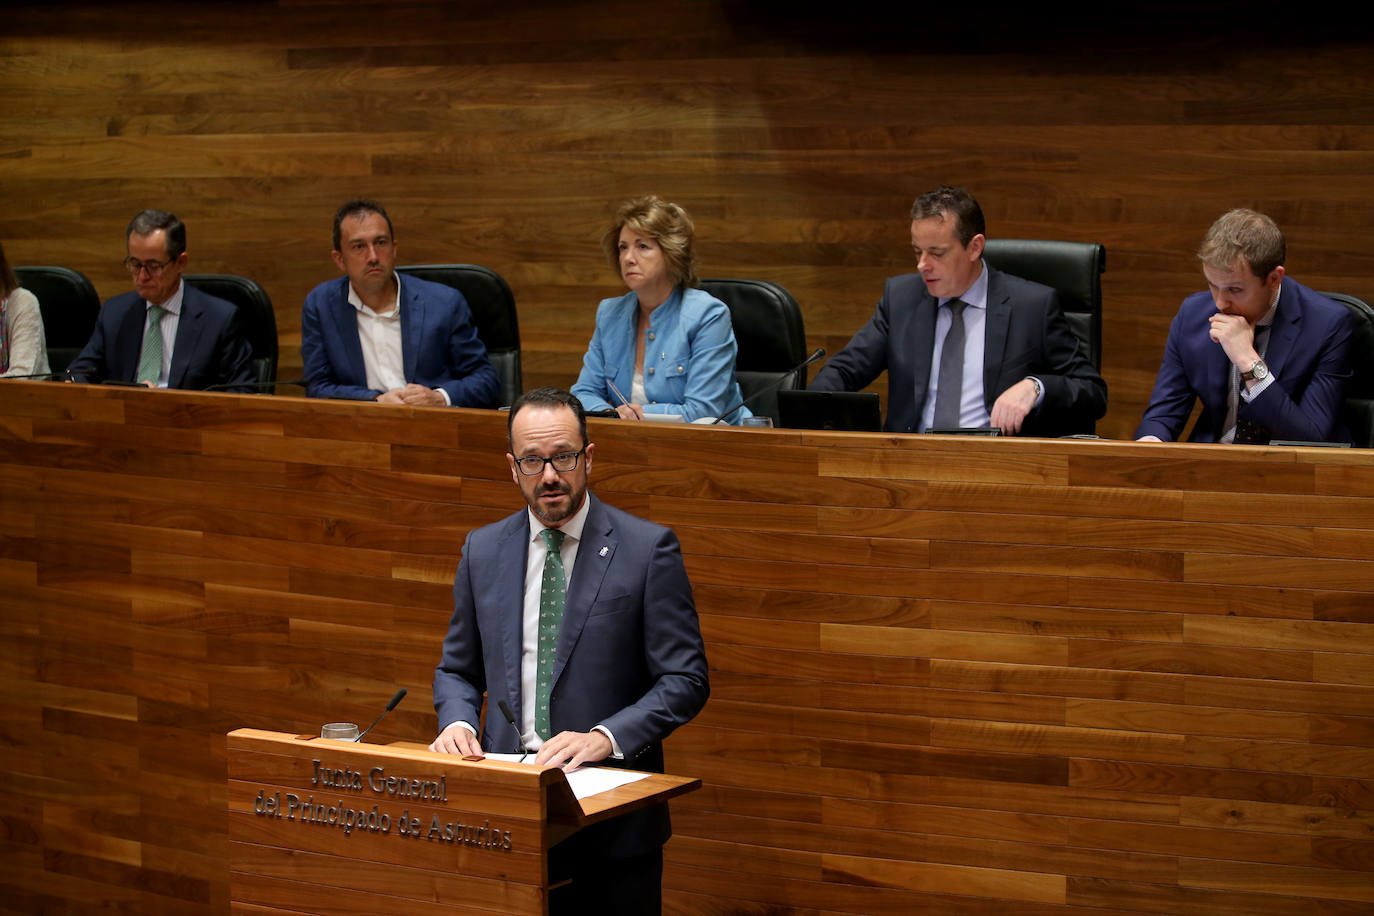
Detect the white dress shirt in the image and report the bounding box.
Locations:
[348,273,405,394]
[347,273,451,404]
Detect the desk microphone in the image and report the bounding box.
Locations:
[496,699,528,762]
[354,688,407,742]
[707,347,826,425]
[0,370,72,381]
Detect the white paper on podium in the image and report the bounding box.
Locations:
[483,754,651,800]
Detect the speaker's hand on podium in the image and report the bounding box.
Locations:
[535,730,612,772]
[429,722,482,757]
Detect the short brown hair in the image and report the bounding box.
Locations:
[910,186,986,247]
[1198,208,1286,278]
[600,196,698,289]
[333,199,394,252]
[508,387,588,449]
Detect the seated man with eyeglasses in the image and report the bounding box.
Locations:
[68,209,255,392]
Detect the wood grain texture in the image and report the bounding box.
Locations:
[4,3,1373,441]
[1,382,1372,913]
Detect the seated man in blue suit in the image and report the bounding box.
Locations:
[810,186,1106,436]
[68,209,255,392]
[429,387,709,915]
[300,199,499,407]
[1136,208,1355,443]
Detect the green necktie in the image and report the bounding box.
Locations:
[136,305,167,385]
[535,528,567,741]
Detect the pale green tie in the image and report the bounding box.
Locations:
[535,528,567,740]
[136,305,166,385]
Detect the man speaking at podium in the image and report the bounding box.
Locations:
[430,387,710,914]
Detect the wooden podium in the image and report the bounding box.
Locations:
[227,729,701,914]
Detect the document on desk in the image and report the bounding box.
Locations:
[483,754,651,800]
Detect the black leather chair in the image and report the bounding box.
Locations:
[184,274,279,389]
[1320,292,1374,448]
[982,239,1106,372]
[699,278,808,424]
[397,264,521,408]
[13,265,101,374]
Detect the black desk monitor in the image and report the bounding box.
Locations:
[777,390,882,432]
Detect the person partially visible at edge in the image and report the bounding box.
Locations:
[0,240,50,378]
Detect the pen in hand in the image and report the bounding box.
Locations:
[606,379,645,419]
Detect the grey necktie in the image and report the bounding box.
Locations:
[932,299,968,430]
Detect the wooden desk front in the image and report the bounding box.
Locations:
[1,382,1371,914]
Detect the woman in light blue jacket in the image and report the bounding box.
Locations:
[571,196,750,423]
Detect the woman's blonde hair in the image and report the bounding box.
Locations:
[601,196,698,289]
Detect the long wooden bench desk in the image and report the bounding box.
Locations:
[2,381,1371,914]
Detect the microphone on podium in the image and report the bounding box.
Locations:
[355,688,407,742]
[0,369,73,381]
[707,347,826,425]
[496,699,528,762]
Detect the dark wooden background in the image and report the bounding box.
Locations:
[4,1,1372,439]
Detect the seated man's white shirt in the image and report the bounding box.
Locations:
[349,273,451,404]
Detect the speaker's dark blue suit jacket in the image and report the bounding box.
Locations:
[433,494,709,857]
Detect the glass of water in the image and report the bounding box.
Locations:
[320,722,359,741]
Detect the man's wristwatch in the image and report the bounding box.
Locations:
[1027,377,1043,399]
[1241,359,1269,382]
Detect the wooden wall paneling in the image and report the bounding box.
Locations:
[8,384,1368,912]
